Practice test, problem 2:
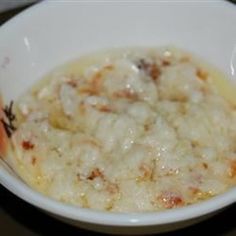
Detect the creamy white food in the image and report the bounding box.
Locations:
[7,48,236,212]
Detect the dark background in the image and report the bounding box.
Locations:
[0,1,236,235]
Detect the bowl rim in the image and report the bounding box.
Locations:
[0,164,235,226]
[0,0,236,227]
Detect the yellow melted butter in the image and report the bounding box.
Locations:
[206,67,236,106]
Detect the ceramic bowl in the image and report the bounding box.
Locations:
[0,0,236,234]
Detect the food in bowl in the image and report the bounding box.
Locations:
[1,47,236,212]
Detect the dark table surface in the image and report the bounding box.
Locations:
[0,2,236,236]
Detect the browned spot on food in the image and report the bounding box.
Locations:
[144,123,150,131]
[89,64,114,94]
[229,160,236,178]
[79,73,103,96]
[91,71,102,89]
[169,95,187,103]
[88,168,104,180]
[113,90,138,100]
[149,64,161,80]
[98,105,113,113]
[139,163,153,180]
[196,69,208,81]
[191,140,199,148]
[157,191,184,209]
[22,140,34,150]
[229,104,236,111]
[31,156,37,165]
[189,186,200,195]
[180,56,190,63]
[162,59,171,66]
[106,183,119,194]
[103,64,114,70]
[137,59,161,81]
[80,67,108,96]
[67,80,77,88]
[105,203,114,211]
[202,162,208,169]
[81,138,101,148]
[79,86,98,95]
[80,65,114,96]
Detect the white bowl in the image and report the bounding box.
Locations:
[0,0,236,234]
